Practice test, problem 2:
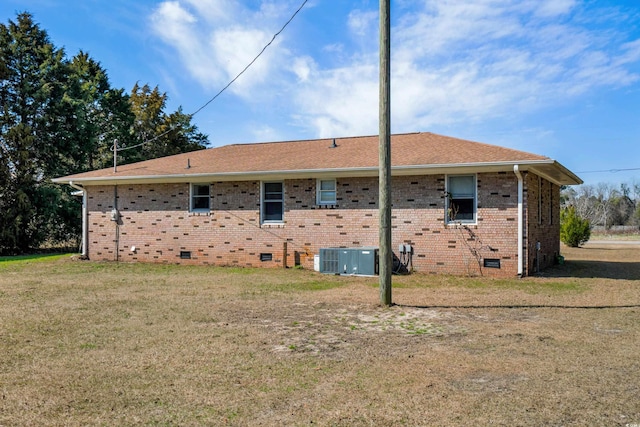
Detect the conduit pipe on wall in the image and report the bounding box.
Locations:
[513,165,524,276]
[114,185,119,262]
[69,181,88,258]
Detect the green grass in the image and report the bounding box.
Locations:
[0,253,72,267]
[450,277,587,293]
[369,273,588,294]
[590,232,640,241]
[1,247,639,426]
[0,253,72,262]
[0,254,590,296]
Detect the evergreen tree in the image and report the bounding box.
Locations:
[0,13,70,253]
[0,13,208,254]
[560,206,591,247]
[67,51,134,171]
[121,83,206,165]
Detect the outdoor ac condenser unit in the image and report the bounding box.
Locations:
[319,247,379,276]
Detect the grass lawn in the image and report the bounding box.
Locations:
[591,233,640,241]
[1,244,639,426]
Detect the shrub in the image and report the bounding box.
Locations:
[560,206,591,247]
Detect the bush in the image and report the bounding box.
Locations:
[560,206,591,247]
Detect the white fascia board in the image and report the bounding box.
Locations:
[532,161,583,186]
[52,159,580,186]
[52,169,375,185]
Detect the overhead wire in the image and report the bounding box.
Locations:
[115,0,309,154]
[576,167,640,174]
[190,0,308,118]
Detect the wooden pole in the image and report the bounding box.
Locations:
[379,0,392,306]
[283,242,288,269]
[113,139,118,173]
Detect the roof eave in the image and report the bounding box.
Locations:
[52,159,582,186]
[524,161,583,186]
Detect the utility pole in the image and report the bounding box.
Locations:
[113,139,118,173]
[379,0,392,306]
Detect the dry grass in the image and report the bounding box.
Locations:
[1,242,639,426]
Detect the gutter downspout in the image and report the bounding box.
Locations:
[513,165,523,277]
[69,181,88,258]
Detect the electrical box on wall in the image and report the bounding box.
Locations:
[319,247,379,276]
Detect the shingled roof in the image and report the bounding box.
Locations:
[53,132,582,186]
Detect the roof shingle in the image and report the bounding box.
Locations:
[56,132,555,179]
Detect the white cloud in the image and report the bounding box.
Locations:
[533,0,577,18]
[182,0,236,23]
[291,0,640,137]
[250,124,282,142]
[150,0,294,96]
[291,56,314,82]
[150,0,640,139]
[150,1,224,88]
[210,27,280,91]
[615,39,640,66]
[348,9,378,37]
[294,62,379,137]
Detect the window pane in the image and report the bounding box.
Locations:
[193,196,209,210]
[320,191,336,203]
[191,184,210,211]
[318,179,336,204]
[264,182,283,201]
[264,201,283,221]
[263,182,284,222]
[264,182,283,193]
[320,180,335,191]
[447,175,475,222]
[449,175,474,197]
[450,198,473,220]
[264,193,282,200]
[193,184,209,196]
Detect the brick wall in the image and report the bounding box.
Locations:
[84,171,546,277]
[524,173,561,274]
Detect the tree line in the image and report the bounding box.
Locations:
[0,13,207,254]
[561,181,640,230]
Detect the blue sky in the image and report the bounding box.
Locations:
[1,0,639,187]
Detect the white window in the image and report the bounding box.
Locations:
[317,179,336,205]
[262,182,284,223]
[447,174,476,223]
[190,183,210,212]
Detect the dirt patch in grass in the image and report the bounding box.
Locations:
[1,244,639,426]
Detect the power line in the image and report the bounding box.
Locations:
[115,0,308,154]
[190,0,309,118]
[577,167,640,174]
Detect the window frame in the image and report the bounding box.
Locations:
[316,179,337,205]
[261,181,284,224]
[446,174,477,224]
[190,183,210,212]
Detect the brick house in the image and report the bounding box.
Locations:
[53,132,582,277]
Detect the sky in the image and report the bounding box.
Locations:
[1,0,639,188]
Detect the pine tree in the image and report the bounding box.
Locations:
[560,206,591,248]
[0,13,70,253]
[123,83,207,165]
[0,13,208,253]
[67,51,134,171]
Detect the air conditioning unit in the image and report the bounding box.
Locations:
[319,247,379,276]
